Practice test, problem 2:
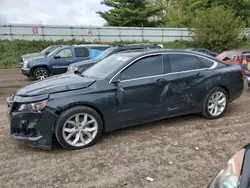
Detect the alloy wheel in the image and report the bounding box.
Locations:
[207,91,227,117]
[62,113,98,147]
[35,70,48,80]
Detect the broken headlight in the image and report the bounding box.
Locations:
[18,100,48,112]
[208,148,245,188]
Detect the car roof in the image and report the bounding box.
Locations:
[223,49,250,53]
[240,53,250,56]
[187,48,210,51]
[116,49,216,60]
[112,43,162,48]
[73,44,110,47]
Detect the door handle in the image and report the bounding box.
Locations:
[68,59,74,62]
[195,72,204,78]
[155,78,167,85]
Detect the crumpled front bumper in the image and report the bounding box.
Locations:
[9,108,58,149]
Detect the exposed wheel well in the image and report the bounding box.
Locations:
[56,104,106,133]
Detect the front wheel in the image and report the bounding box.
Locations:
[33,68,49,80]
[202,87,228,119]
[248,83,250,88]
[55,106,103,150]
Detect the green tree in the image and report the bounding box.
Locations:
[163,0,250,27]
[189,6,245,51]
[97,0,164,27]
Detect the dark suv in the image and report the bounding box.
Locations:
[21,44,110,80]
[67,43,163,74]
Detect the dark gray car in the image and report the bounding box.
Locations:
[67,43,163,74]
[7,49,244,150]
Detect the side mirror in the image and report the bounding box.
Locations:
[45,51,50,55]
[54,54,60,59]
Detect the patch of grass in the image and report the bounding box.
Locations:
[0,39,229,69]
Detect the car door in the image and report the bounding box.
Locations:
[159,53,216,115]
[111,54,167,127]
[50,48,74,75]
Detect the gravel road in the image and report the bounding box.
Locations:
[0,69,250,188]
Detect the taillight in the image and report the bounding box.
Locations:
[241,69,245,77]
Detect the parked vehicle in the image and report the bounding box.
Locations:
[186,48,218,57]
[20,45,61,66]
[208,144,250,188]
[216,50,250,62]
[21,44,110,80]
[67,43,163,74]
[7,49,244,150]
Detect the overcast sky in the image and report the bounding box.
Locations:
[0,0,108,26]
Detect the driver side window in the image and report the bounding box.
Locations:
[56,49,73,58]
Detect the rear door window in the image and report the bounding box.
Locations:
[74,47,90,57]
[167,54,214,73]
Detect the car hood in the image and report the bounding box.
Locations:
[69,59,99,67]
[22,53,45,59]
[16,73,96,97]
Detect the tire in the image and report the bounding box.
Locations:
[55,106,103,150]
[33,67,49,80]
[248,83,250,88]
[201,87,228,119]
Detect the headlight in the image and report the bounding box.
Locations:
[18,100,48,112]
[68,66,78,73]
[23,60,28,68]
[209,148,245,188]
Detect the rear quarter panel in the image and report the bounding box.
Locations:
[189,63,243,112]
[210,63,244,102]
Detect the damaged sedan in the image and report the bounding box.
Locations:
[7,50,244,150]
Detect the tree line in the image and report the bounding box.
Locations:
[97,0,250,51]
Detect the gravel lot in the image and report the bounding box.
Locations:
[0,69,250,188]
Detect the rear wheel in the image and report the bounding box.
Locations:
[55,106,103,150]
[202,87,228,119]
[33,68,49,80]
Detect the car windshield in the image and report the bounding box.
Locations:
[219,51,239,59]
[94,47,116,61]
[41,46,59,55]
[46,46,62,57]
[83,54,131,79]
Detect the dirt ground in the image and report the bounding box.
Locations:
[1,69,250,188]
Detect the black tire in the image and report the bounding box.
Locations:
[201,87,228,119]
[248,83,250,88]
[55,106,103,150]
[33,67,49,80]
